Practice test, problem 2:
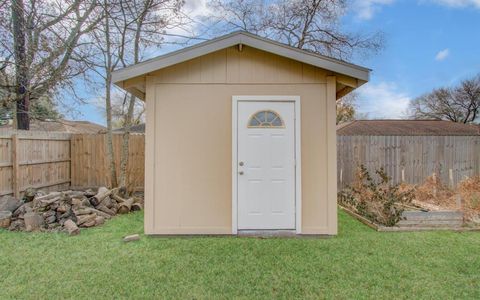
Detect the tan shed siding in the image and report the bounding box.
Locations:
[298,84,330,233]
[144,76,155,234]
[151,46,328,84]
[146,84,332,234]
[144,47,337,235]
[326,76,338,234]
[153,84,232,233]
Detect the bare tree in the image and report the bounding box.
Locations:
[87,0,184,188]
[337,92,356,124]
[208,0,384,59]
[1,0,101,129]
[118,0,184,188]
[409,75,480,124]
[11,0,27,128]
[110,92,145,129]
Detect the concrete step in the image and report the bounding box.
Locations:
[401,210,463,221]
[397,219,463,227]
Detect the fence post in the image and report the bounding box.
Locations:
[449,169,454,188]
[11,134,19,198]
[339,168,343,188]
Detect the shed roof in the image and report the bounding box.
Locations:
[112,31,370,99]
[337,120,480,136]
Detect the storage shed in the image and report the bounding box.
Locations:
[112,31,370,235]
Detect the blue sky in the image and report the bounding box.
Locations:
[345,0,480,119]
[66,0,480,124]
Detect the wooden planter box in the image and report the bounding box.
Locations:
[339,206,480,232]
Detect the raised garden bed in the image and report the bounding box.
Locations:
[338,166,480,231]
[340,205,480,232]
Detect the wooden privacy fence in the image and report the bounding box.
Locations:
[71,134,144,191]
[0,130,72,197]
[337,135,480,189]
[0,130,145,197]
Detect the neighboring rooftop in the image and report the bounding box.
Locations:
[0,119,106,134]
[114,123,145,133]
[337,120,480,136]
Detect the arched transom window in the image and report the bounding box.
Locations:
[247,110,285,128]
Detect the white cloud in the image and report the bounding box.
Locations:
[425,0,480,8]
[354,0,395,20]
[161,0,212,48]
[435,48,450,61]
[183,0,211,18]
[356,82,411,119]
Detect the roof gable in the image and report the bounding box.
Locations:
[147,46,331,85]
[112,31,370,84]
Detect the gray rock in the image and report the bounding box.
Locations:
[24,212,44,231]
[0,211,12,228]
[123,234,140,242]
[23,188,37,202]
[44,215,57,224]
[12,202,33,218]
[0,195,23,213]
[8,219,24,231]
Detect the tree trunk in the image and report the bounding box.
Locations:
[131,203,143,212]
[117,198,134,214]
[12,0,30,130]
[105,81,117,187]
[89,186,111,206]
[104,1,117,187]
[118,15,143,188]
[118,94,136,188]
[64,219,80,235]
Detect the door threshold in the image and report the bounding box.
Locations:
[237,230,297,237]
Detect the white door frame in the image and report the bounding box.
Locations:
[232,95,301,234]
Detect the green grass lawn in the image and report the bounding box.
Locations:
[0,211,479,299]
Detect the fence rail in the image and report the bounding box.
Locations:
[337,135,480,189]
[0,130,145,197]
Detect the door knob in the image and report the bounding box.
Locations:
[239,161,244,166]
[239,171,244,175]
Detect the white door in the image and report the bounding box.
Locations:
[237,101,296,230]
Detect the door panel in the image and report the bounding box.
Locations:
[237,101,295,229]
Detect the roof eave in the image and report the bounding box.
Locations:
[111,31,370,84]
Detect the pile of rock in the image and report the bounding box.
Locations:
[0,187,143,235]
